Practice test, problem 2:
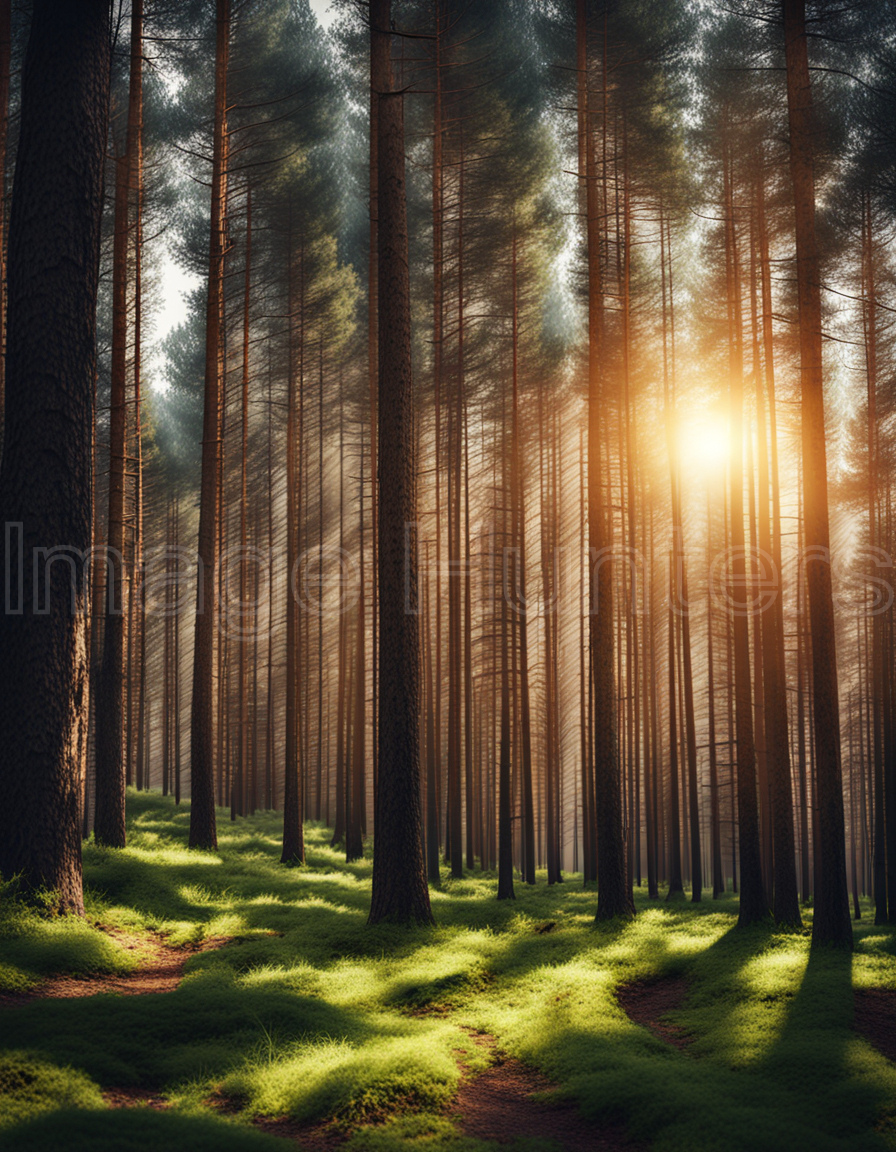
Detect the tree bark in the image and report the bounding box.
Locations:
[0,0,111,910]
[368,0,432,925]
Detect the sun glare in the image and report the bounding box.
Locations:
[680,411,729,472]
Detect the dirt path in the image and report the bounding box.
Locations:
[854,987,896,1064]
[615,975,692,1051]
[0,927,231,1007]
[5,934,638,1150]
[454,1029,639,1151]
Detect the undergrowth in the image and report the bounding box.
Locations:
[0,790,894,1151]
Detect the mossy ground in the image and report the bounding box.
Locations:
[1,790,895,1151]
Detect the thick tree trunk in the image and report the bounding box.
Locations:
[783,0,852,949]
[368,0,432,925]
[0,0,111,911]
[0,0,9,445]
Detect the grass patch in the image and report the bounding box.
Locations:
[1,790,895,1150]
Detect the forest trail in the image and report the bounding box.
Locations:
[453,1029,638,1151]
[0,927,231,1007]
[615,977,692,1051]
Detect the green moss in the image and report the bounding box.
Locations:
[1,791,895,1150]
[0,1051,104,1130]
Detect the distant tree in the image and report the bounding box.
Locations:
[0,0,112,910]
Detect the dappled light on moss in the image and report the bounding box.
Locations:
[1,794,896,1150]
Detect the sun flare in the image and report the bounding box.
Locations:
[680,411,729,471]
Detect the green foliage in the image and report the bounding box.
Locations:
[1,793,895,1150]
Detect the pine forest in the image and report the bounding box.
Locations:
[1,1,896,1149]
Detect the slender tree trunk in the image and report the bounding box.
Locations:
[753,172,801,927]
[783,0,852,948]
[190,0,230,850]
[346,450,366,861]
[862,193,887,925]
[578,0,632,920]
[94,146,130,848]
[282,232,305,865]
[724,142,768,926]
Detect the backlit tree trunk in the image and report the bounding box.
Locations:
[783,0,852,949]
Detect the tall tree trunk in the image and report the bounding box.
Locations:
[510,226,536,886]
[282,231,305,865]
[190,0,230,851]
[234,186,252,822]
[368,0,432,925]
[0,0,111,911]
[578,0,632,921]
[783,0,852,948]
[94,145,129,848]
[0,0,10,445]
[724,142,768,926]
[862,192,887,925]
[346,451,366,862]
[755,170,801,927]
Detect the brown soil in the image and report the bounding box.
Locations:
[854,987,896,1064]
[453,1029,640,1152]
[102,1087,171,1110]
[615,975,692,1051]
[0,927,231,1007]
[251,1117,348,1151]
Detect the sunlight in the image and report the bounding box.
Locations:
[679,408,729,472]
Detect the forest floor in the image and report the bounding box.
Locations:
[1,792,895,1152]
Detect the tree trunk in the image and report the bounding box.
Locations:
[754,171,801,927]
[724,143,768,927]
[783,0,852,949]
[0,0,10,446]
[368,0,432,926]
[0,0,111,911]
[190,0,230,851]
[579,0,633,921]
[282,231,305,865]
[94,146,129,848]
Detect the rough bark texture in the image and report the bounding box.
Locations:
[0,0,111,911]
[190,0,229,851]
[368,0,433,926]
[783,0,852,949]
